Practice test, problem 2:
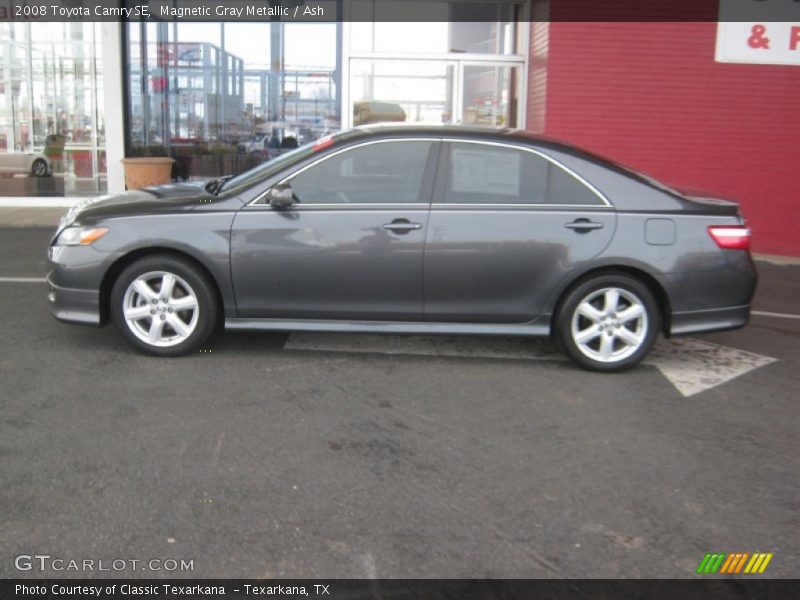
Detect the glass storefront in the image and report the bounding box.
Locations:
[461,63,520,127]
[1,1,528,196]
[125,21,342,183]
[0,23,106,196]
[346,5,527,129]
[350,59,521,128]
[351,60,457,125]
[123,2,526,184]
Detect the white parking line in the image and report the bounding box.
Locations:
[0,277,47,283]
[0,273,789,394]
[285,333,777,397]
[752,310,800,320]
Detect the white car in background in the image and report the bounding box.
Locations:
[0,151,51,177]
[237,135,268,154]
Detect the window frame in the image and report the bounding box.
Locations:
[432,140,612,209]
[247,138,441,209]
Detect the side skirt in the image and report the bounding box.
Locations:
[224,318,551,337]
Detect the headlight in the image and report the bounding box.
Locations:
[54,226,109,246]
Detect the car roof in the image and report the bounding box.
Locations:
[349,124,586,154]
[355,123,514,139]
[345,125,690,209]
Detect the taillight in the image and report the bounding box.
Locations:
[313,135,335,152]
[708,225,751,251]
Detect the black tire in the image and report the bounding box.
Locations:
[31,158,48,177]
[555,272,659,372]
[110,254,219,356]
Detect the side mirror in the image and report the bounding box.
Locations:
[267,183,296,209]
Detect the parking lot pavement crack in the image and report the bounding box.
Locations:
[406,479,568,578]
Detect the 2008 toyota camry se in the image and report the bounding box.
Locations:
[47,126,757,371]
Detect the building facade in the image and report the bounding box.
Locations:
[527,21,800,257]
[1,1,798,255]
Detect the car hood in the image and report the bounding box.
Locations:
[63,181,214,225]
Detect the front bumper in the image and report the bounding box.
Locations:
[46,243,112,327]
[47,278,101,326]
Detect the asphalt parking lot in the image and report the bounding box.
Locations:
[0,227,798,578]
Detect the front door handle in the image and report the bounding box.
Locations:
[565,219,604,233]
[382,219,423,234]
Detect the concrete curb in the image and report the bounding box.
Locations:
[0,197,81,208]
[753,254,800,266]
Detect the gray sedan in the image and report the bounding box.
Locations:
[47,126,757,371]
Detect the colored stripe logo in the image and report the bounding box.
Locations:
[696,552,773,574]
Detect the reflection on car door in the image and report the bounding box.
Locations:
[231,139,439,320]
[423,141,616,323]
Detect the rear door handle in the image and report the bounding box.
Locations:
[565,219,604,232]
[382,220,423,233]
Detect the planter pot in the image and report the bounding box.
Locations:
[121,157,175,189]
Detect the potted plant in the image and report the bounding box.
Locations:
[121,145,175,189]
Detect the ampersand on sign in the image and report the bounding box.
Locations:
[747,24,771,49]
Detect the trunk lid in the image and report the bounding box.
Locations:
[672,185,742,218]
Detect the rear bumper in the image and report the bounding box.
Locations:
[664,251,757,336]
[46,278,100,326]
[669,304,750,336]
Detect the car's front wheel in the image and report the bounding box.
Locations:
[556,273,659,372]
[111,255,218,356]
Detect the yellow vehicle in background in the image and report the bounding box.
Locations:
[353,101,406,126]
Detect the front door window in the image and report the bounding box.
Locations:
[290,140,434,204]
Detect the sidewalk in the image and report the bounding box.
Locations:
[1,206,798,265]
[0,207,65,227]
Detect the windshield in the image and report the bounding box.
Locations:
[219,143,319,196]
[219,130,366,196]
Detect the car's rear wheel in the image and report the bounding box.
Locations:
[111,255,218,356]
[31,158,48,177]
[556,273,658,372]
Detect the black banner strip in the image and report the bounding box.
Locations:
[1,0,800,23]
[3,579,800,600]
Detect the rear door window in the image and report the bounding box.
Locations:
[440,142,604,206]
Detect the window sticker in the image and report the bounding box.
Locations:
[450,147,520,197]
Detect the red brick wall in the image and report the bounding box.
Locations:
[527,21,800,256]
[526,23,549,133]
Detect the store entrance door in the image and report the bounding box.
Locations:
[458,62,522,128]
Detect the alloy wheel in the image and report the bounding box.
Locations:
[570,287,648,363]
[122,271,199,347]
